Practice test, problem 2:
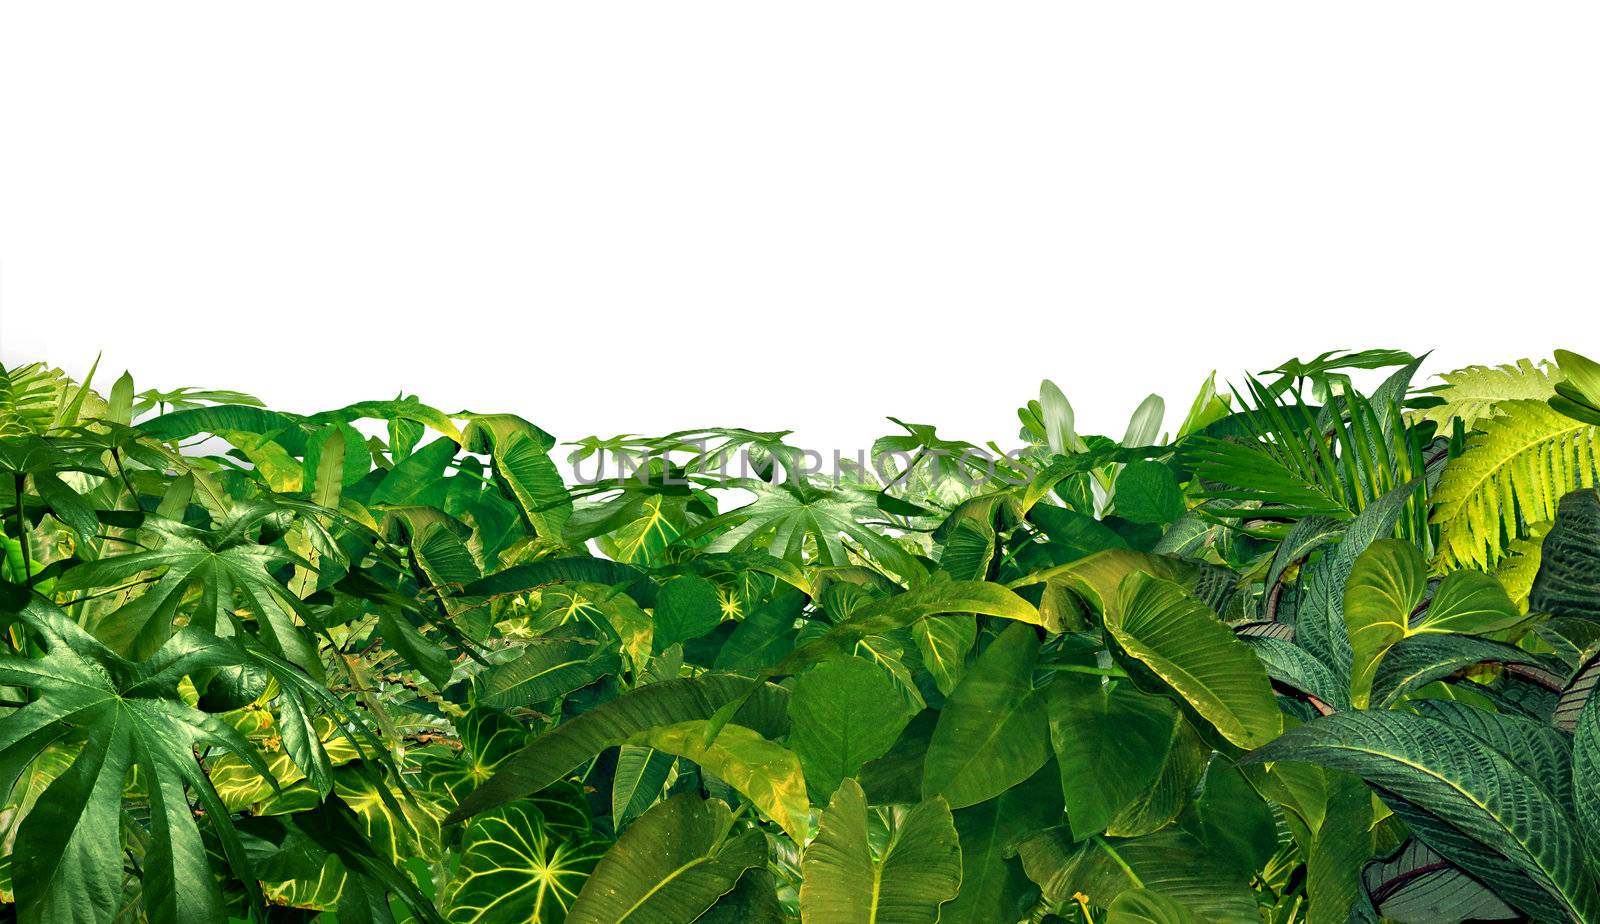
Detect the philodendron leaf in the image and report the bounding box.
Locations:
[1104,572,1283,750]
[1046,671,1177,837]
[944,761,1063,923]
[627,720,809,845]
[448,674,790,823]
[798,779,962,923]
[566,794,765,924]
[442,799,606,923]
[1344,539,1524,706]
[922,622,1050,809]
[787,656,917,802]
[1244,710,1600,923]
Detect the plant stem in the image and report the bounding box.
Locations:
[13,475,32,589]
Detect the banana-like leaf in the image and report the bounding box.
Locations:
[627,720,809,845]
[1104,572,1282,750]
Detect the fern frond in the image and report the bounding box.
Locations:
[1492,520,1551,611]
[1431,400,1600,569]
[1413,359,1556,431]
[0,361,71,437]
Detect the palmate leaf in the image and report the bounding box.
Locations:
[798,779,963,924]
[1431,399,1600,570]
[0,588,276,924]
[446,674,791,823]
[1244,710,1600,923]
[690,478,925,579]
[55,512,322,674]
[567,794,765,924]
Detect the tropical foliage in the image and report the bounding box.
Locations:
[1,348,1599,923]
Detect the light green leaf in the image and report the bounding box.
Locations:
[1104,572,1282,750]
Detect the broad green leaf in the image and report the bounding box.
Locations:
[567,794,765,924]
[1104,572,1282,750]
[377,611,452,688]
[1370,633,1554,708]
[628,720,809,845]
[1345,539,1524,706]
[1016,826,1259,922]
[912,615,975,696]
[922,622,1050,809]
[1046,671,1177,837]
[1567,685,1600,874]
[787,656,916,802]
[1530,488,1600,619]
[1244,710,1599,922]
[944,761,1062,923]
[1361,839,1517,924]
[799,779,962,924]
[610,745,675,832]
[653,574,725,652]
[1112,460,1185,526]
[697,868,785,924]
[443,800,606,923]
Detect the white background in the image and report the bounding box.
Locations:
[2,3,1595,454]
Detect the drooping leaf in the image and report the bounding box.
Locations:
[1104,572,1283,750]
